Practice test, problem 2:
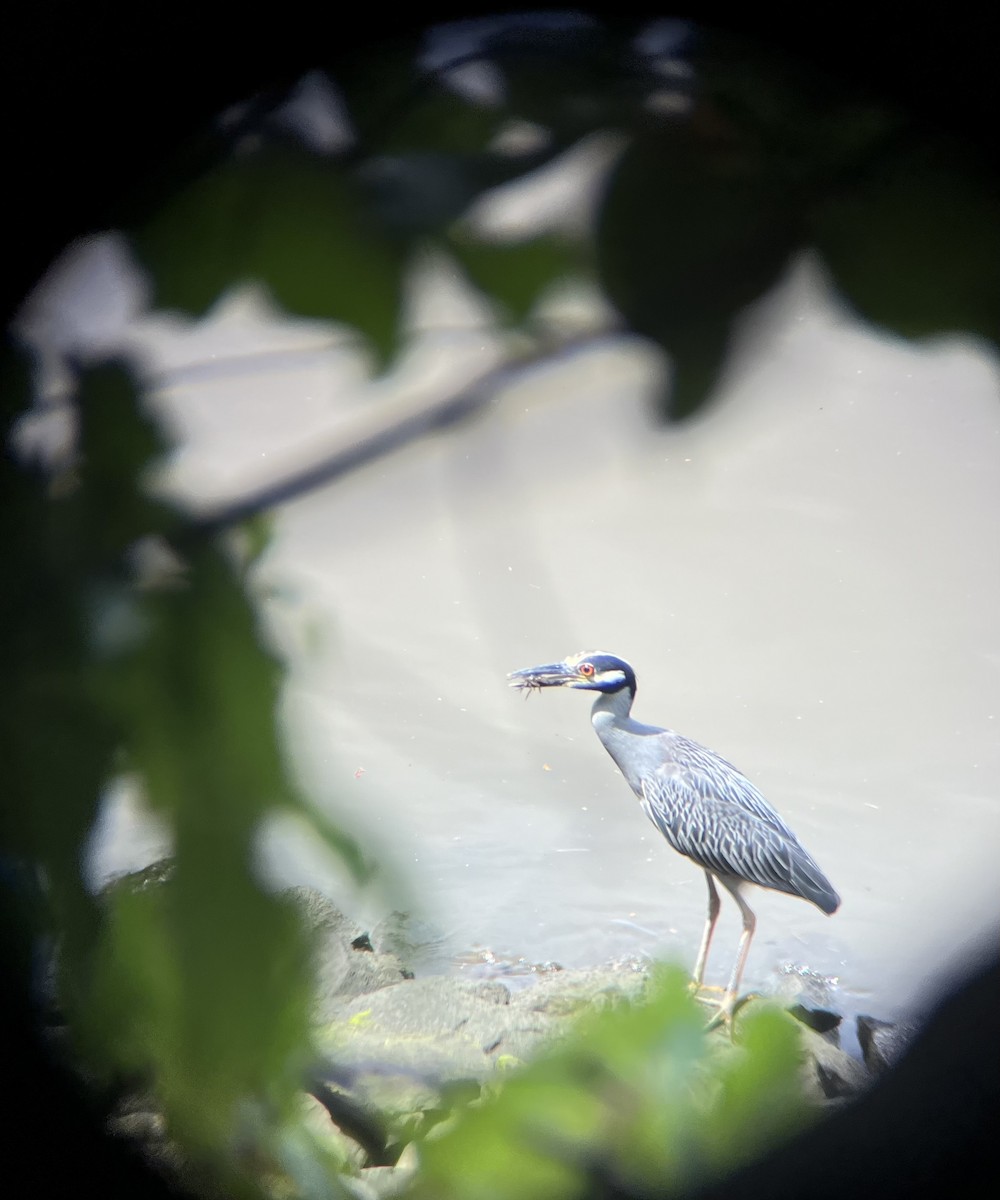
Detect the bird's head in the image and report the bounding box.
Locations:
[507,651,637,697]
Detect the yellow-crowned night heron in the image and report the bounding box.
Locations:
[508,651,840,1021]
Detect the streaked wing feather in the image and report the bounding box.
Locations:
[640,763,836,907]
[656,733,797,838]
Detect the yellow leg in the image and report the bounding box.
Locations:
[690,871,721,989]
[704,885,756,1037]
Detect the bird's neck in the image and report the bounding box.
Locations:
[589,687,646,792]
[590,687,636,727]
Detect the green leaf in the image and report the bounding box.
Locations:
[3,360,370,1192]
[371,83,508,156]
[449,235,583,323]
[810,138,1000,343]
[74,539,337,1171]
[705,1006,809,1170]
[239,511,276,572]
[72,364,177,563]
[411,969,809,1200]
[133,147,407,365]
[1,362,164,987]
[597,121,800,418]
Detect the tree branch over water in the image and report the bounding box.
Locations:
[185,325,618,538]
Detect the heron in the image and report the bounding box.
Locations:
[508,650,840,1023]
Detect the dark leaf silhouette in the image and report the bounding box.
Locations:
[134,147,407,365]
[811,138,1000,342]
[598,119,800,417]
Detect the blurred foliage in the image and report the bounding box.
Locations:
[412,969,808,1200]
[124,19,998,419]
[135,146,408,364]
[449,234,583,324]
[3,11,998,1200]
[0,362,369,1194]
[810,138,1000,342]
[597,119,801,416]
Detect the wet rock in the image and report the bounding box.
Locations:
[470,980,512,1007]
[296,1092,372,1170]
[796,1022,870,1101]
[319,976,521,1089]
[370,911,451,974]
[356,1149,418,1199]
[285,888,413,1019]
[787,1004,841,1035]
[284,886,366,943]
[770,962,839,1007]
[508,962,648,1017]
[329,949,413,1010]
[695,952,1000,1200]
[313,957,661,1135]
[857,1014,919,1075]
[717,995,868,1104]
[771,964,842,1039]
[88,883,886,1190]
[359,1167,409,1198]
[339,1178,378,1200]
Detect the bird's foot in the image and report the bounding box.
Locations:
[702,991,757,1039]
[703,1001,735,1036]
[690,982,726,1012]
[690,982,726,1000]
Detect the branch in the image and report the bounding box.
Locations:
[181,325,619,540]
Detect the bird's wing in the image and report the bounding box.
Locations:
[640,763,839,911]
[659,734,798,837]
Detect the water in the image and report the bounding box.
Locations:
[24,240,1000,1030]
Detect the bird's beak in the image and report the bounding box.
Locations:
[507,661,580,690]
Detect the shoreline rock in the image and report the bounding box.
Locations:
[97,876,920,1199]
[294,887,893,1196]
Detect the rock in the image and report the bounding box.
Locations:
[694,951,1000,1200]
[327,947,413,1011]
[85,883,903,1189]
[339,1176,379,1200]
[770,962,839,1007]
[771,964,843,1039]
[857,1014,919,1075]
[795,1022,871,1101]
[319,976,520,1091]
[314,959,659,1129]
[284,886,366,943]
[357,1161,415,1200]
[284,888,413,1019]
[359,1153,417,1198]
[787,1004,841,1036]
[370,911,451,975]
[470,980,512,1008]
[296,1093,369,1171]
[508,962,649,1017]
[715,995,869,1103]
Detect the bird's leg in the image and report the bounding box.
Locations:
[705,887,757,1034]
[690,871,721,995]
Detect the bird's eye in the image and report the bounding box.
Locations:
[579,662,595,677]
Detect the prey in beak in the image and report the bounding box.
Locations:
[507,660,582,693]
